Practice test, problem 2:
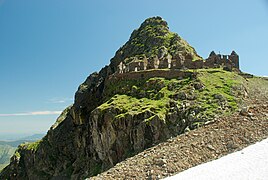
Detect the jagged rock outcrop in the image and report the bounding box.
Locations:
[110,16,202,72]
[0,17,245,179]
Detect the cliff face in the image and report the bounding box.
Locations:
[0,17,246,179]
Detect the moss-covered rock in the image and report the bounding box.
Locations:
[110,16,201,70]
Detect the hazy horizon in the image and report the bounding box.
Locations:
[0,132,46,141]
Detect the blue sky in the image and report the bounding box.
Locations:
[0,0,267,137]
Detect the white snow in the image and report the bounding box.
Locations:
[165,138,268,180]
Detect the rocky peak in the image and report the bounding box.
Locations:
[139,16,168,29]
[110,16,201,71]
[131,16,169,40]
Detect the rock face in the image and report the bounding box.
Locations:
[0,17,244,179]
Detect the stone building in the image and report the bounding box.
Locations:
[205,51,239,69]
[116,51,239,73]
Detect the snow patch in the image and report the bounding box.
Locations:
[165,138,268,180]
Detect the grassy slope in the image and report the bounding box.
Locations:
[99,68,246,128]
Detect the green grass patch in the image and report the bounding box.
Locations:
[196,69,245,114]
[14,151,21,159]
[20,140,42,152]
[99,68,245,128]
[100,77,192,122]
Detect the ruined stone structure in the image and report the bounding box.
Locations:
[205,51,239,70]
[116,51,239,74]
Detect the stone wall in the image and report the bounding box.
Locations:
[205,51,239,70]
[116,51,239,74]
[107,69,194,83]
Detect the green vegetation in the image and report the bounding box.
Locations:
[114,17,201,66]
[26,140,41,151]
[14,151,21,159]
[0,135,44,172]
[197,68,245,110]
[20,140,41,152]
[99,68,246,128]
[101,77,186,121]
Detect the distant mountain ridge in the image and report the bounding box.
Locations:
[0,133,45,141]
[0,134,44,171]
[19,134,45,141]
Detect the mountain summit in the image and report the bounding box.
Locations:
[110,16,201,70]
[1,17,266,180]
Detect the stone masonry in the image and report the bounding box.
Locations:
[116,51,239,74]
